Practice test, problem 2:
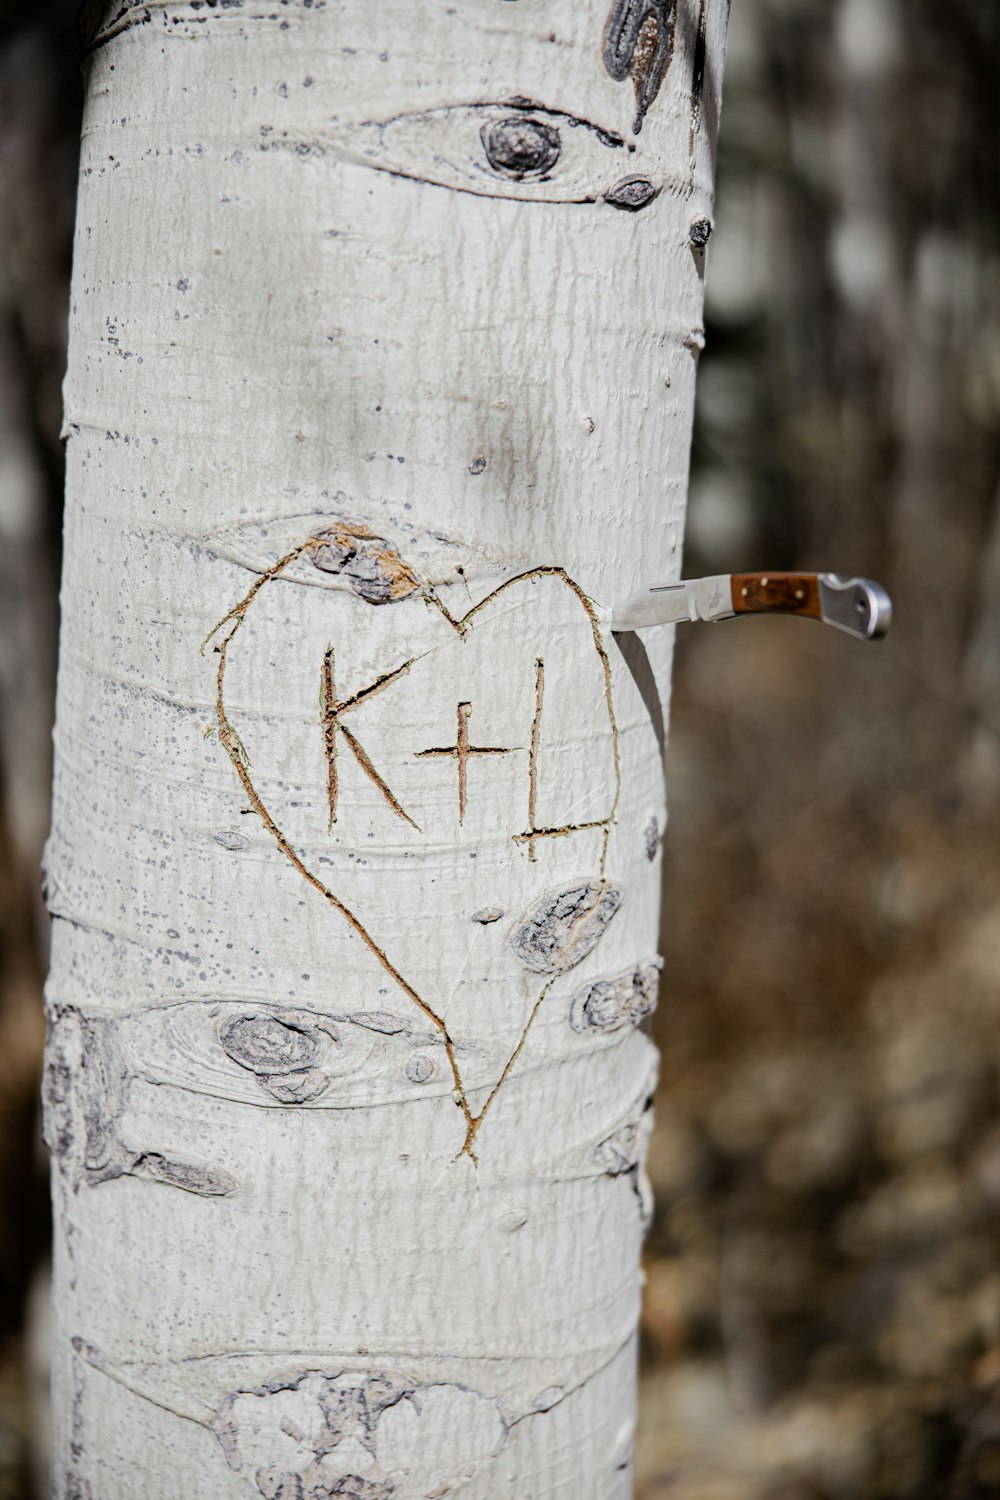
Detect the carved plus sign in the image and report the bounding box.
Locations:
[417,701,512,823]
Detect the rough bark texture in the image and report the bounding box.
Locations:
[45,3,727,1495]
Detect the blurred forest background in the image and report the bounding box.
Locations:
[0,1,999,1496]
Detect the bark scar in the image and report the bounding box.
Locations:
[603,0,676,134]
[43,1006,238,1197]
[689,0,709,166]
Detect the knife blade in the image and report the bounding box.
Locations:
[610,572,892,641]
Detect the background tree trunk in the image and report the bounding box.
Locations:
[45,3,727,1495]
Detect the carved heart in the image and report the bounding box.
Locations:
[207,523,623,1158]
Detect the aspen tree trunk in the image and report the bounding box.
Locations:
[45,3,727,1494]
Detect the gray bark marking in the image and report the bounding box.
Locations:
[568,959,662,1033]
[509,882,622,974]
[44,1008,237,1196]
[219,1011,333,1104]
[212,1370,508,1498]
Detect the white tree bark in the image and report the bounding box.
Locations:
[45,3,727,1495]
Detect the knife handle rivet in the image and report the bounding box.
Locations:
[761,576,769,586]
[740,586,748,597]
[795,588,804,600]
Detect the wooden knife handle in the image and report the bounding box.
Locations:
[730,572,821,619]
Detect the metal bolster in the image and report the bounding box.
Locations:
[818,575,893,640]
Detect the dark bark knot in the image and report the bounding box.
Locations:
[481,116,561,179]
[604,0,676,134]
[604,175,657,211]
[311,522,419,605]
[219,1014,330,1103]
[510,881,621,974]
[569,960,661,1034]
[220,1014,320,1072]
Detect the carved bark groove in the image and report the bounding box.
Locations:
[46,3,727,1494]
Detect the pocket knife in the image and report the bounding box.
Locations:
[611,572,892,641]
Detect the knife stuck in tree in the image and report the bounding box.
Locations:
[611,572,892,641]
